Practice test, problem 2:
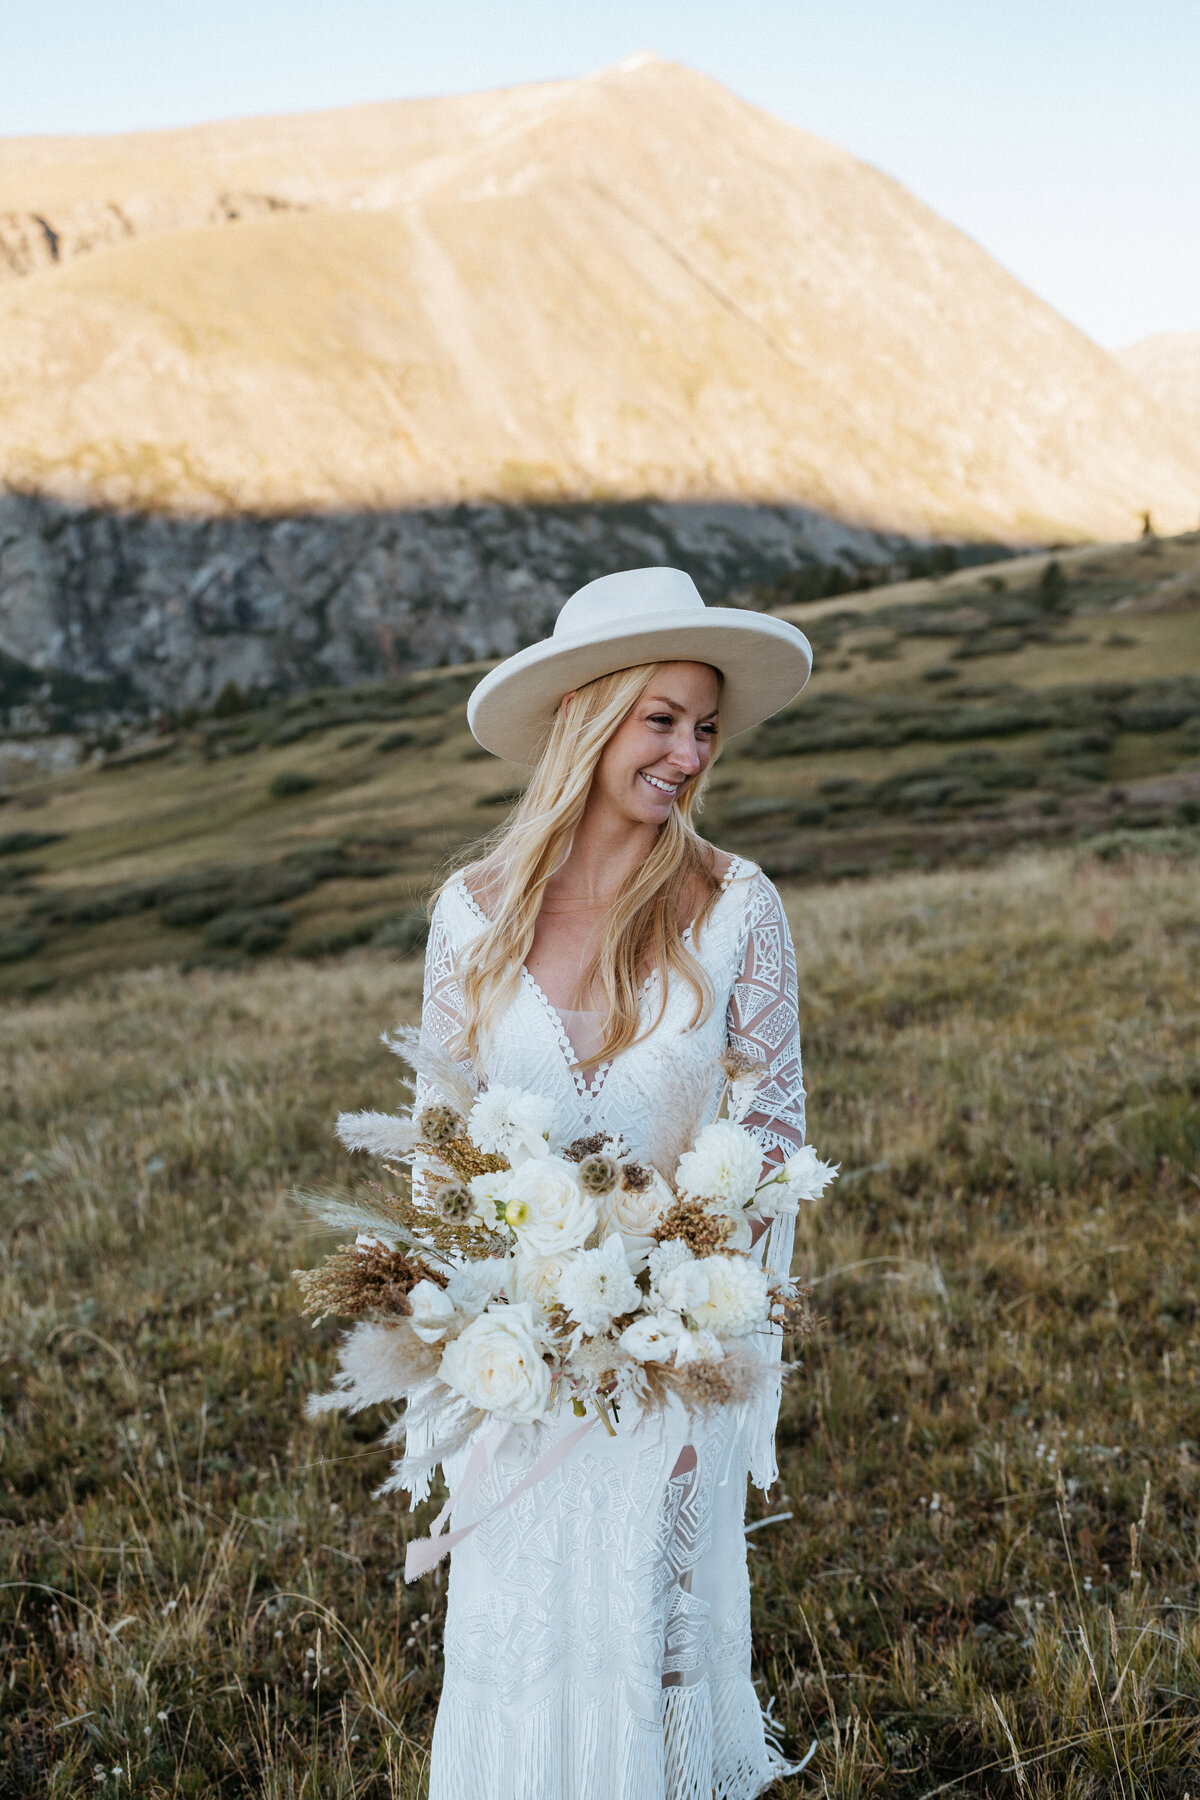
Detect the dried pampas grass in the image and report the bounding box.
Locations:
[381,1022,478,1118]
[305,1319,442,1417]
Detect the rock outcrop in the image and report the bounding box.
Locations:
[0,490,909,709]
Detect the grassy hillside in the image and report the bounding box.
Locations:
[1,846,1197,1794]
[1,528,1198,1002]
[2,58,1197,536]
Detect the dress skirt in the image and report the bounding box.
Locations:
[428,1398,793,1800]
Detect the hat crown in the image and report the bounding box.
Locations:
[554,567,704,640]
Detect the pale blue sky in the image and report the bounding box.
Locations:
[0,0,1196,349]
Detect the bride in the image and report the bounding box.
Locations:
[416,566,814,1800]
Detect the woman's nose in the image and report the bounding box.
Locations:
[666,732,702,775]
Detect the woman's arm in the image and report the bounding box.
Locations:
[726,875,806,1166]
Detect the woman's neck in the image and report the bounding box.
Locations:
[547,796,659,905]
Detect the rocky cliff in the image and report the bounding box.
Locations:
[0,490,914,714]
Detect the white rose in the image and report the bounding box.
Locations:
[408,1279,458,1343]
[690,1255,770,1338]
[507,1156,597,1256]
[675,1121,761,1209]
[468,1084,557,1162]
[557,1235,640,1336]
[468,1168,513,1225]
[513,1252,566,1315]
[598,1167,674,1242]
[619,1310,684,1363]
[438,1303,553,1423]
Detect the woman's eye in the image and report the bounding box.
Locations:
[648,713,674,726]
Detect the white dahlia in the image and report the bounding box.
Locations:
[558,1234,640,1336]
[468,1084,556,1162]
[675,1120,761,1209]
[689,1255,770,1338]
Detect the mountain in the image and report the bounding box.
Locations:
[1,54,1197,541]
[1117,332,1200,441]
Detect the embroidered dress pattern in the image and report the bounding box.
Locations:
[419,858,808,1800]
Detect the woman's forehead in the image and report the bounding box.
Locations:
[640,661,721,709]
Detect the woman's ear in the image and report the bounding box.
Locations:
[560,690,576,715]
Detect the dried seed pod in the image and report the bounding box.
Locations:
[719,1048,766,1083]
[417,1102,463,1147]
[619,1162,652,1194]
[432,1180,473,1223]
[562,1132,609,1164]
[577,1153,619,1196]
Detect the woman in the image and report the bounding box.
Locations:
[418,566,813,1799]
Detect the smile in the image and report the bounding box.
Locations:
[639,772,680,795]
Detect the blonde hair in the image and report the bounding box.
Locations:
[447,662,723,1068]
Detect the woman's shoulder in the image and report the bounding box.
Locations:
[436,856,504,928]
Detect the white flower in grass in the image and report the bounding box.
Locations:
[558,1235,640,1336]
[674,1326,724,1366]
[445,1260,506,1318]
[690,1255,770,1338]
[513,1252,567,1315]
[439,1303,552,1423]
[468,1084,556,1162]
[468,1168,513,1225]
[761,1145,839,1215]
[505,1157,596,1256]
[408,1279,458,1343]
[619,1310,685,1363]
[675,1120,761,1209]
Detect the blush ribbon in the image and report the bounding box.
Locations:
[404,1415,600,1581]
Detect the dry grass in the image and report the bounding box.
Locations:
[1,847,1198,1796]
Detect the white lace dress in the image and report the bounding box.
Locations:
[418,856,806,1800]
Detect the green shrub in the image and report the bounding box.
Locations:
[1079,827,1200,862]
[371,908,430,956]
[211,680,247,719]
[0,830,65,856]
[203,908,294,952]
[269,770,319,799]
[0,927,44,963]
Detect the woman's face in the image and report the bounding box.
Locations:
[587,661,720,828]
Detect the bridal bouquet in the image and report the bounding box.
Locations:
[294,1033,835,1528]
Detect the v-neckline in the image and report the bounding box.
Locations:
[453,855,745,1107]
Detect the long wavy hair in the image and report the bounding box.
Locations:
[447,661,723,1069]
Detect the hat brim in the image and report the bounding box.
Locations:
[467,607,813,763]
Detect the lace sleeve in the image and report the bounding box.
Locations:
[416,889,480,1107]
[728,871,806,1492]
[726,871,806,1171]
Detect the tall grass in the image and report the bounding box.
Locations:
[1,849,1197,1796]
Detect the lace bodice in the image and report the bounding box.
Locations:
[420,856,805,1178]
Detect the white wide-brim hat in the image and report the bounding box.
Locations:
[467,567,812,763]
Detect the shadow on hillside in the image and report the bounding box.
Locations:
[0,486,1015,715]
